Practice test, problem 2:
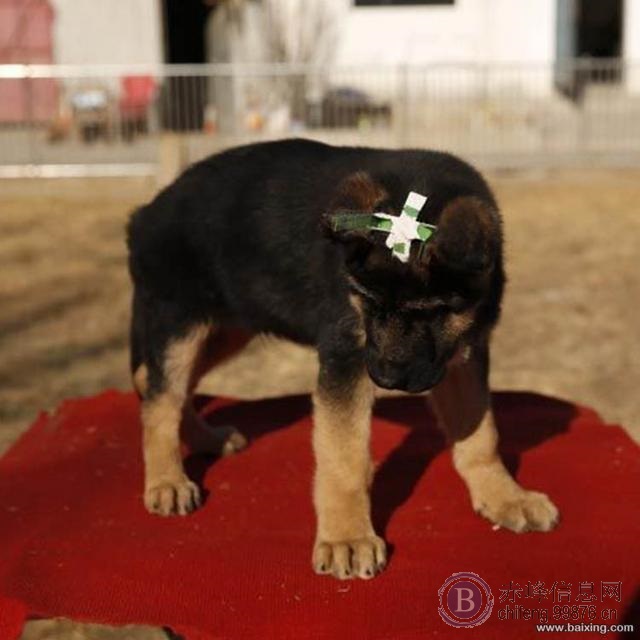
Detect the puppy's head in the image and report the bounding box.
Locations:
[323,171,503,393]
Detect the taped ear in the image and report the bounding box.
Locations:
[321,171,388,243]
[430,196,501,273]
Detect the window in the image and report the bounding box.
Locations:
[354,1,454,6]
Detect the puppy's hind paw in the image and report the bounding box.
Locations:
[183,411,247,457]
[219,427,248,456]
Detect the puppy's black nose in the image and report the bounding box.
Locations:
[367,361,407,391]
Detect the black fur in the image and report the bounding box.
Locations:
[127,138,504,397]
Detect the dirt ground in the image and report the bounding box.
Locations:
[1,169,639,639]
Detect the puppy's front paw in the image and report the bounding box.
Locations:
[313,535,387,580]
[144,476,201,516]
[476,489,559,533]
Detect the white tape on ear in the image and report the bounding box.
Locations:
[372,191,429,262]
[404,191,427,217]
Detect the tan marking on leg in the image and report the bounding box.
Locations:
[312,372,386,580]
[142,395,200,516]
[142,324,210,517]
[430,355,559,533]
[133,364,148,396]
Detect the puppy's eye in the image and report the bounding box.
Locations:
[445,295,468,313]
[402,299,449,313]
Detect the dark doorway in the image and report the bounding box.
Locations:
[576,0,623,59]
[555,0,623,99]
[161,0,213,130]
[163,0,211,65]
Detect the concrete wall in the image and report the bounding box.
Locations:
[50,0,163,65]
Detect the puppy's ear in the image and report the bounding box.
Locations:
[430,196,501,273]
[321,171,388,243]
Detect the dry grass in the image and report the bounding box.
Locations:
[0,178,151,452]
[491,169,640,436]
[1,169,639,460]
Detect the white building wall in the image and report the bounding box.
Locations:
[335,0,556,66]
[485,0,555,64]
[624,0,640,92]
[50,0,163,65]
[331,0,556,99]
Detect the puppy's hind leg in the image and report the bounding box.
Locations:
[132,318,211,517]
[180,328,250,457]
[181,407,247,458]
[132,317,249,516]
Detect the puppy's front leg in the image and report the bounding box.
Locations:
[430,345,559,533]
[312,360,386,580]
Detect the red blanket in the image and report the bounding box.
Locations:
[0,391,638,639]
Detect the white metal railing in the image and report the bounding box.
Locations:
[0,59,639,176]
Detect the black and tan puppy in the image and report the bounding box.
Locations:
[127,138,558,580]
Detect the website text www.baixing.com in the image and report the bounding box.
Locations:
[536,622,635,634]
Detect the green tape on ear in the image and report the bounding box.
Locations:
[403,205,420,219]
[331,212,392,233]
[393,241,406,254]
[416,225,435,241]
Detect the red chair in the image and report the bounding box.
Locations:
[119,75,156,140]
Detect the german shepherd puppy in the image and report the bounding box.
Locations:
[127,138,558,580]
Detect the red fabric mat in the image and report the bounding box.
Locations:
[0,391,638,639]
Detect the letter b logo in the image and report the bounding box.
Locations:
[438,572,494,628]
[455,587,476,612]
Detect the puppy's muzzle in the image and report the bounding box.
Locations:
[367,357,445,393]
